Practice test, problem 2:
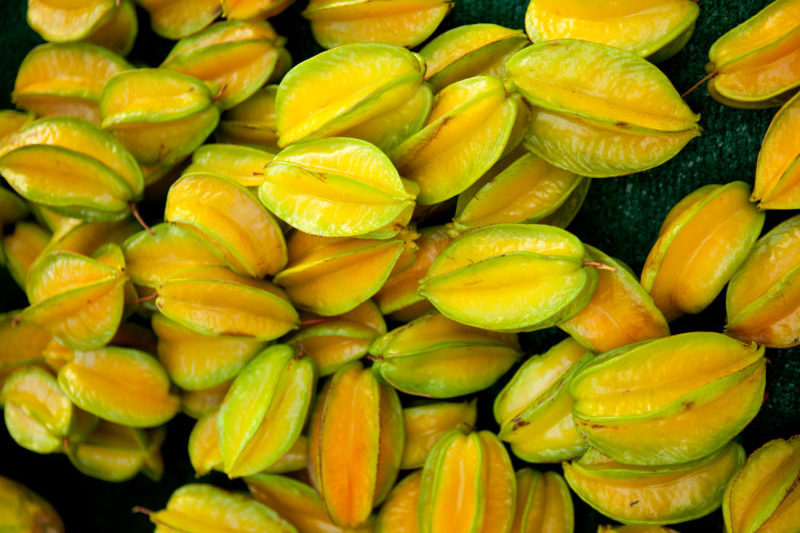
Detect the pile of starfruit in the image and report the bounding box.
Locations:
[2,0,800,532]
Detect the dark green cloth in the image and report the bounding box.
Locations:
[1,0,798,531]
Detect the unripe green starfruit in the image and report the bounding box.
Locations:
[370,311,521,398]
[418,430,516,533]
[564,442,745,525]
[0,476,64,533]
[511,469,574,533]
[571,332,765,466]
[0,116,143,221]
[494,337,592,463]
[752,91,800,208]
[419,223,598,332]
[308,361,404,528]
[215,86,280,152]
[218,345,317,478]
[641,181,765,322]
[508,40,700,177]
[402,400,477,469]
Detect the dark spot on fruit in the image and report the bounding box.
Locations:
[630,500,639,507]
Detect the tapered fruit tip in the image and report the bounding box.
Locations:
[130,203,154,236]
[583,261,617,273]
[682,71,718,99]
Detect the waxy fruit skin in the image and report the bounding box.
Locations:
[753,91,800,209]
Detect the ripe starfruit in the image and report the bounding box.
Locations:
[136,0,221,40]
[274,232,406,316]
[0,185,29,227]
[420,24,528,93]
[303,0,451,49]
[508,40,700,177]
[13,43,131,124]
[752,92,800,208]
[165,172,287,278]
[726,214,800,347]
[161,21,288,110]
[41,219,138,258]
[599,527,679,533]
[402,400,477,469]
[275,43,426,147]
[392,75,520,205]
[641,182,765,321]
[57,345,180,427]
[222,0,295,20]
[2,221,51,289]
[707,0,800,108]
[0,476,64,532]
[723,436,800,533]
[260,137,417,237]
[375,470,421,533]
[155,266,299,341]
[67,422,164,482]
[184,144,274,188]
[27,0,118,42]
[419,223,598,332]
[144,484,297,532]
[100,68,220,166]
[0,313,50,392]
[181,381,230,419]
[561,245,669,352]
[288,300,387,376]
[494,337,592,463]
[247,473,373,533]
[81,0,138,56]
[564,443,745,525]
[418,430,516,533]
[0,116,143,221]
[308,361,404,528]
[511,469,574,533]
[370,311,521,398]
[524,0,699,61]
[218,345,316,478]
[215,86,280,152]
[571,332,765,466]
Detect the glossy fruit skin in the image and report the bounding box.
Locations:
[753,91,800,209]
[0,476,64,533]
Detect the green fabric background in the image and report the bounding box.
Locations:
[0,0,798,531]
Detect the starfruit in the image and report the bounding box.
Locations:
[288,300,386,376]
[152,313,265,391]
[707,0,800,108]
[2,366,72,454]
[184,144,275,188]
[308,361,404,527]
[453,148,586,231]
[260,137,417,237]
[0,476,64,533]
[561,245,669,352]
[67,421,164,482]
[222,0,295,20]
[13,43,131,124]
[22,251,126,350]
[723,436,800,533]
[2,221,51,289]
[218,345,316,478]
[0,313,51,392]
[275,43,426,147]
[165,173,287,278]
[0,185,29,228]
[418,430,516,533]
[419,223,598,332]
[27,0,118,42]
[215,86,280,152]
[0,117,143,221]
[100,68,220,166]
[274,232,406,316]
[188,408,223,476]
[420,23,528,92]
[155,266,299,340]
[571,332,765,466]
[511,469,574,533]
[402,400,477,469]
[303,0,451,49]
[599,527,679,533]
[524,0,698,61]
[726,214,800,347]
[370,311,521,398]
[57,345,179,427]
[82,0,138,56]
[375,225,451,321]
[145,484,297,532]
[375,470,421,533]
[564,443,745,525]
[494,338,591,463]
[123,223,227,289]
[136,0,222,40]
[641,181,765,321]
[508,40,700,177]
[392,75,520,205]
[41,218,138,258]
[752,92,800,208]
[161,21,287,110]
[181,381,231,419]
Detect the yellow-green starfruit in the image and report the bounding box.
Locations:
[375,470,421,533]
[511,469,574,533]
[215,86,280,152]
[0,476,64,533]
[184,144,274,188]
[402,400,477,469]
[752,91,800,208]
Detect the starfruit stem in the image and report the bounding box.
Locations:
[681,71,718,98]
[11,314,22,327]
[130,203,154,236]
[366,354,382,363]
[135,293,158,304]
[132,506,153,516]
[295,343,305,359]
[213,84,228,102]
[583,261,617,273]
